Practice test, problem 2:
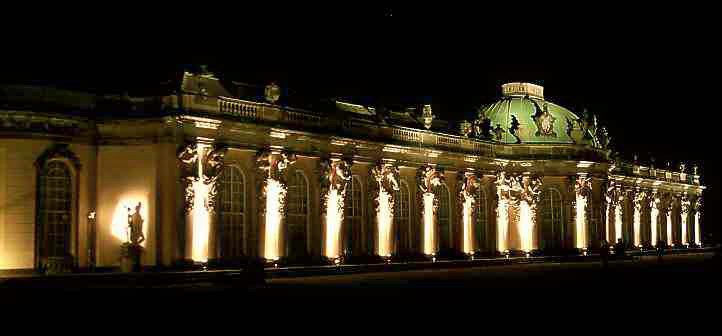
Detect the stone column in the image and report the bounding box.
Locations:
[604,181,616,244]
[520,175,542,252]
[458,172,481,254]
[417,165,444,255]
[693,196,702,246]
[319,157,352,259]
[665,194,673,247]
[680,194,691,246]
[632,189,646,248]
[573,175,592,250]
[651,191,661,247]
[255,149,296,261]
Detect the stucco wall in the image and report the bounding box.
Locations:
[0,140,92,270]
[97,144,157,267]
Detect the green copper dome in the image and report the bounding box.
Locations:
[478,82,595,145]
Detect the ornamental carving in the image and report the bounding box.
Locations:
[605,180,618,207]
[496,172,524,205]
[319,157,353,211]
[178,141,199,213]
[680,194,691,214]
[372,162,399,194]
[203,144,228,212]
[509,115,521,144]
[693,196,702,213]
[651,191,662,211]
[633,190,648,211]
[492,124,506,141]
[573,175,592,199]
[417,165,444,194]
[531,101,557,137]
[256,149,297,183]
[422,104,434,130]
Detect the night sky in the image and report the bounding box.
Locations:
[4,5,719,242]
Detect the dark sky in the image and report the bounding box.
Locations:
[4,4,719,241]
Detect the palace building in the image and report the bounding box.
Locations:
[0,70,706,272]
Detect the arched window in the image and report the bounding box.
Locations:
[343,176,362,256]
[434,183,451,251]
[287,170,308,258]
[218,166,245,258]
[393,180,410,255]
[475,187,488,252]
[38,161,73,263]
[539,188,563,250]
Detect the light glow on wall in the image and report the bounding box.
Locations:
[111,195,149,248]
[615,206,622,243]
[462,192,474,253]
[191,178,210,262]
[324,189,344,258]
[694,212,701,246]
[377,188,393,257]
[423,192,435,255]
[519,201,533,252]
[651,207,658,247]
[265,179,286,260]
[497,198,509,252]
[681,214,688,246]
[666,212,673,246]
[575,194,587,249]
[633,207,641,247]
[605,204,612,243]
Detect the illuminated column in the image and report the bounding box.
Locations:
[693,196,702,246]
[320,158,352,259]
[371,162,399,257]
[680,194,690,246]
[615,189,624,244]
[418,165,444,255]
[633,190,645,248]
[651,192,661,247]
[605,181,616,243]
[178,141,227,263]
[666,196,673,247]
[519,176,542,252]
[495,172,511,253]
[574,175,592,250]
[459,172,480,254]
[256,149,296,261]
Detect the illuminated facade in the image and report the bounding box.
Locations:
[0,75,706,272]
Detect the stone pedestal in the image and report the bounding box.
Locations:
[120,243,143,272]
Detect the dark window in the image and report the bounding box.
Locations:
[343,176,363,256]
[393,181,410,254]
[218,166,245,258]
[434,183,450,251]
[539,188,563,250]
[38,161,72,259]
[287,170,308,257]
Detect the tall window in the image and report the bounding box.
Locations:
[287,170,308,257]
[38,161,72,260]
[475,188,488,251]
[218,166,245,258]
[393,180,410,254]
[539,188,563,250]
[343,176,362,256]
[434,183,450,251]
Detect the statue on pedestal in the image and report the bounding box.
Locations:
[121,202,144,272]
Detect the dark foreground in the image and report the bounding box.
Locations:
[3,253,719,326]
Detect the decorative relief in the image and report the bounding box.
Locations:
[370,162,400,214]
[492,124,506,141]
[693,196,702,213]
[680,194,691,214]
[203,144,227,212]
[422,104,434,130]
[531,101,557,137]
[509,115,521,144]
[178,141,199,213]
[319,157,353,211]
[417,165,445,195]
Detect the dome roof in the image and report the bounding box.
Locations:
[478,82,595,145]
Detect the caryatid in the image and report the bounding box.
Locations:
[418,165,444,194]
